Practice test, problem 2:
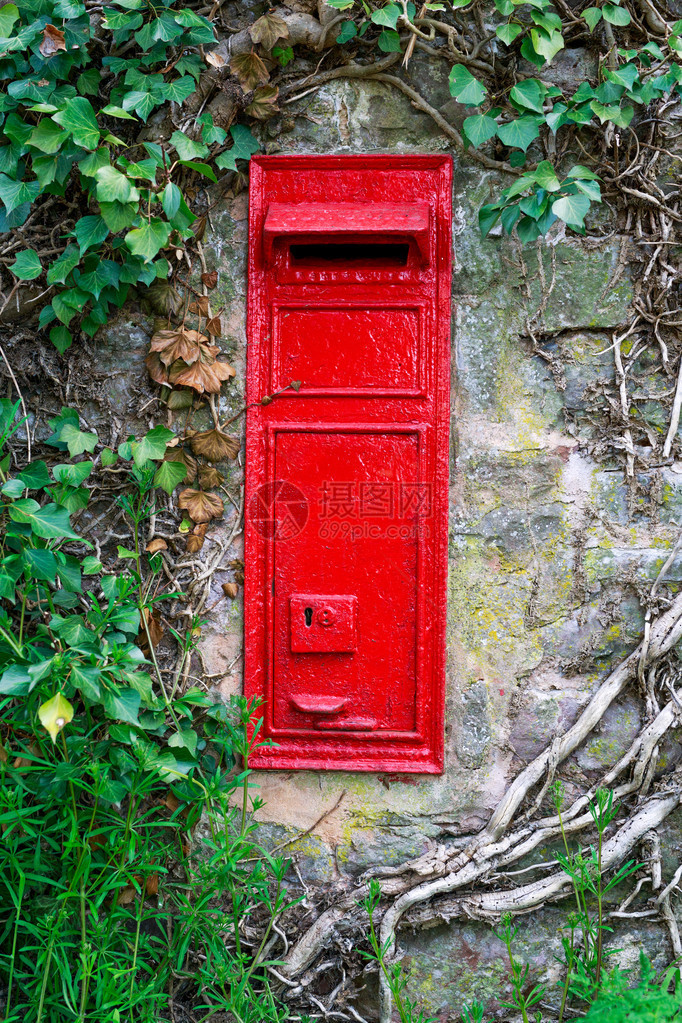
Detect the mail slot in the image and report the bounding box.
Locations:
[245,154,452,773]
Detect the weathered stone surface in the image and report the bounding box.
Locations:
[93,69,682,1019]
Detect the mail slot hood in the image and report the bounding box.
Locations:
[263,200,431,264]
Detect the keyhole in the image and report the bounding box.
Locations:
[304,606,313,627]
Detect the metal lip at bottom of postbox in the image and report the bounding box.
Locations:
[247,741,443,775]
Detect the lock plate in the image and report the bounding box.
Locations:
[290,594,357,653]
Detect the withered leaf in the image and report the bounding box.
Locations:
[290,380,302,391]
[190,428,240,462]
[223,582,239,599]
[230,50,270,91]
[249,12,289,50]
[146,279,183,317]
[189,295,210,317]
[164,447,198,484]
[246,85,280,121]
[145,350,171,386]
[192,216,207,241]
[139,607,164,649]
[40,23,66,56]
[230,558,245,585]
[178,488,224,523]
[206,315,222,336]
[167,389,194,411]
[206,49,226,68]
[201,270,218,289]
[170,350,236,394]
[117,886,136,906]
[146,538,168,553]
[199,465,224,489]
[146,874,159,896]
[165,790,181,812]
[150,327,206,367]
[185,533,204,553]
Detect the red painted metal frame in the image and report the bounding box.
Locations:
[245,154,452,773]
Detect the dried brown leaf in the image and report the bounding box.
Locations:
[170,351,236,394]
[192,216,207,241]
[249,12,289,50]
[146,538,168,553]
[185,533,205,553]
[201,270,218,289]
[40,23,66,56]
[230,50,270,91]
[146,874,159,896]
[189,295,210,317]
[245,85,280,121]
[178,489,224,523]
[164,447,198,484]
[222,582,239,599]
[150,327,206,367]
[205,49,226,68]
[199,465,224,489]
[145,350,171,386]
[165,790,181,811]
[190,428,240,462]
[117,886,137,906]
[206,315,222,336]
[139,607,164,649]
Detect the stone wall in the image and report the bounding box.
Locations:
[98,72,682,1018]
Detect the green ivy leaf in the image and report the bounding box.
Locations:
[336,20,357,42]
[79,260,121,300]
[55,422,98,457]
[510,78,547,113]
[73,215,109,255]
[19,461,51,489]
[0,175,41,214]
[47,245,80,285]
[449,64,487,105]
[583,6,602,29]
[377,28,401,50]
[124,219,172,262]
[8,499,81,539]
[170,130,209,161]
[551,192,591,228]
[602,3,631,24]
[496,22,523,43]
[534,160,561,191]
[25,549,58,582]
[100,201,138,232]
[153,459,187,494]
[371,2,400,27]
[0,3,19,36]
[497,115,542,150]
[28,119,70,154]
[214,124,260,172]
[479,203,502,236]
[161,182,181,219]
[50,325,72,353]
[10,249,42,280]
[103,686,141,725]
[53,97,101,150]
[95,165,139,203]
[463,113,498,146]
[131,425,175,467]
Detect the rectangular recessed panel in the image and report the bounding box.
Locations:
[273,430,419,735]
[274,307,420,392]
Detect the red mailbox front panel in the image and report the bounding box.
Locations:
[245,154,452,773]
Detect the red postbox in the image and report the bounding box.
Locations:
[244,154,452,773]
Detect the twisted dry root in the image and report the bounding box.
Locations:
[277,590,682,1021]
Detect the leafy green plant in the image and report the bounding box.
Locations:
[0,399,294,1022]
[584,954,682,1021]
[362,879,437,1023]
[0,0,258,352]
